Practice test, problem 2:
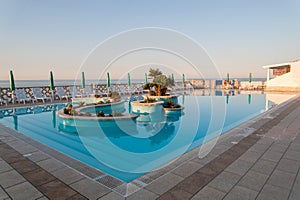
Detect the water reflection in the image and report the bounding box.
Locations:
[13,114,18,131]
[248,94,251,104]
[52,110,56,128]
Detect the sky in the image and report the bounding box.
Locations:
[0,0,299,80]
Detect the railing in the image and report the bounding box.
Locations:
[0,83,146,104]
[0,80,265,105]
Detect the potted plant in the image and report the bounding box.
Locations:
[143,68,175,96]
[143,68,179,104]
[131,96,164,114]
[163,100,184,114]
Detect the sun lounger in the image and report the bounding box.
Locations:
[0,98,7,106]
[32,88,51,102]
[55,87,72,100]
[15,89,36,104]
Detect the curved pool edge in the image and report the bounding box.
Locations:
[57,109,138,121]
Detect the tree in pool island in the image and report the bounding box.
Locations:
[143,68,175,96]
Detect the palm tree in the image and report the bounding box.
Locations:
[148,68,163,79]
[143,74,174,96]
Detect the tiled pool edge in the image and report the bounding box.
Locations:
[157,94,300,199]
[0,94,299,199]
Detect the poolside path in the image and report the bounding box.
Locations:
[0,95,300,199]
[155,96,300,200]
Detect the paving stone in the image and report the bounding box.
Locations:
[267,169,296,190]
[196,150,236,178]
[249,143,271,153]
[172,161,203,178]
[1,151,26,164]
[146,173,183,195]
[255,137,273,146]
[175,171,213,194]
[0,160,12,173]
[239,150,262,163]
[274,139,292,146]
[158,187,192,200]
[192,154,218,166]
[268,143,289,154]
[237,170,268,191]
[36,196,49,200]
[191,186,225,200]
[23,168,56,186]
[66,193,87,200]
[98,192,125,200]
[13,143,38,155]
[0,170,25,188]
[296,170,300,184]
[52,167,85,185]
[10,159,40,174]
[284,150,300,162]
[26,151,50,162]
[212,144,232,153]
[126,189,158,200]
[261,150,284,162]
[289,142,300,152]
[223,185,258,200]
[251,159,277,175]
[146,169,168,181]
[0,186,9,199]
[37,158,66,173]
[208,171,241,192]
[37,179,77,199]
[6,182,43,200]
[276,158,300,174]
[289,183,300,200]
[256,184,290,200]
[70,178,110,199]
[225,159,253,175]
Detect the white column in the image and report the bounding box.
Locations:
[267,68,270,81]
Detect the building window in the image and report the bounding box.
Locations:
[272,65,291,76]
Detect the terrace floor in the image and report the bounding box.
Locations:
[0,94,300,199]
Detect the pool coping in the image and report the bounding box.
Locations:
[0,92,299,199]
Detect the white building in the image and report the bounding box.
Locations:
[263,60,300,91]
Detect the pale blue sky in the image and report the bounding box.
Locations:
[0,0,299,80]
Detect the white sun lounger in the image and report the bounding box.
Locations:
[32,88,51,103]
[15,89,36,104]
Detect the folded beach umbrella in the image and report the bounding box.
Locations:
[9,70,15,92]
[182,74,185,86]
[249,72,252,83]
[81,72,86,89]
[144,73,148,85]
[226,73,230,82]
[172,73,175,83]
[127,73,131,87]
[49,71,55,91]
[106,72,110,88]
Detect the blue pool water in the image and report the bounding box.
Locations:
[0,92,291,182]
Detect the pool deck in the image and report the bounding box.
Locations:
[0,94,300,199]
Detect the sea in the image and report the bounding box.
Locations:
[0,78,266,88]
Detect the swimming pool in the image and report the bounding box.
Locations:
[0,91,293,182]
